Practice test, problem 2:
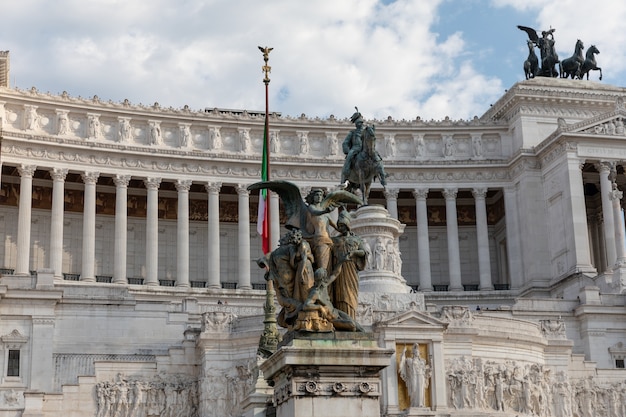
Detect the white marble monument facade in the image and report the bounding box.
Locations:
[0,61,625,416]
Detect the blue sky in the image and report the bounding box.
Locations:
[1,0,624,121]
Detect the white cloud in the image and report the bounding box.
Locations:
[2,0,624,120]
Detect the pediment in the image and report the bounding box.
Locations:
[375,308,447,330]
[560,97,626,136]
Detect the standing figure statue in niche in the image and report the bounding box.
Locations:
[329,211,367,320]
[340,108,387,204]
[400,343,431,408]
[249,180,363,332]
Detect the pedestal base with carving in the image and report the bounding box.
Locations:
[350,205,410,293]
[259,332,393,417]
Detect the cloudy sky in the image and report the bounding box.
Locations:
[2,0,625,121]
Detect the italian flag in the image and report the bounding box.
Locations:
[257,113,270,254]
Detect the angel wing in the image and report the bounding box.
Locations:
[248,180,306,230]
[320,189,363,210]
[517,25,539,43]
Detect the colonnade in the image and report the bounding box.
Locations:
[4,158,626,291]
[594,162,626,270]
[10,165,284,290]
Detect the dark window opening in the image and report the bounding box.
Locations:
[616,359,625,369]
[7,350,20,377]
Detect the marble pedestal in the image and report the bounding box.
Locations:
[350,205,409,293]
[259,332,394,417]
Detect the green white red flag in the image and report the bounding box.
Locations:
[257,113,270,254]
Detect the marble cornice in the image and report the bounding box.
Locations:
[2,139,511,186]
[484,78,624,121]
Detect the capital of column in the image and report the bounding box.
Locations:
[81,171,100,185]
[18,164,37,178]
[113,174,131,188]
[472,187,487,199]
[144,177,162,190]
[412,188,428,200]
[609,186,624,201]
[443,188,458,200]
[205,182,222,194]
[236,184,250,196]
[384,188,399,200]
[175,179,193,192]
[595,161,615,175]
[50,168,68,182]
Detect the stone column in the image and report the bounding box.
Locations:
[16,165,36,276]
[236,184,252,290]
[81,171,99,282]
[413,188,433,292]
[270,191,280,251]
[49,168,68,280]
[566,158,596,274]
[472,188,493,290]
[206,182,221,289]
[443,188,462,291]
[610,186,626,265]
[176,179,192,288]
[504,186,523,288]
[597,162,617,267]
[113,174,131,284]
[144,177,161,286]
[384,188,399,220]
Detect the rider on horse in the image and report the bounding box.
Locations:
[340,109,387,187]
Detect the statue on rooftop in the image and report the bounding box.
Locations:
[518,25,559,77]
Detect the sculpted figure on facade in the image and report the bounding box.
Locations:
[239,128,251,153]
[95,374,198,417]
[208,126,222,150]
[201,311,237,333]
[540,319,566,339]
[385,133,395,157]
[249,180,364,332]
[327,132,338,156]
[374,237,386,270]
[298,131,309,155]
[119,118,132,142]
[443,135,455,157]
[415,134,425,157]
[88,114,101,139]
[25,105,38,130]
[399,343,431,408]
[149,121,162,146]
[57,111,70,135]
[472,134,483,158]
[270,130,280,154]
[179,124,191,148]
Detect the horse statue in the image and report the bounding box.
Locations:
[580,45,602,80]
[560,39,584,79]
[343,124,386,205]
[523,40,539,79]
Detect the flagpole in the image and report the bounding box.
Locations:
[259,46,273,253]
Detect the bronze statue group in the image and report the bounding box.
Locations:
[250,109,387,333]
[518,25,602,81]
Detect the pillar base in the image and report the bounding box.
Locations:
[350,205,410,293]
[260,331,393,417]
